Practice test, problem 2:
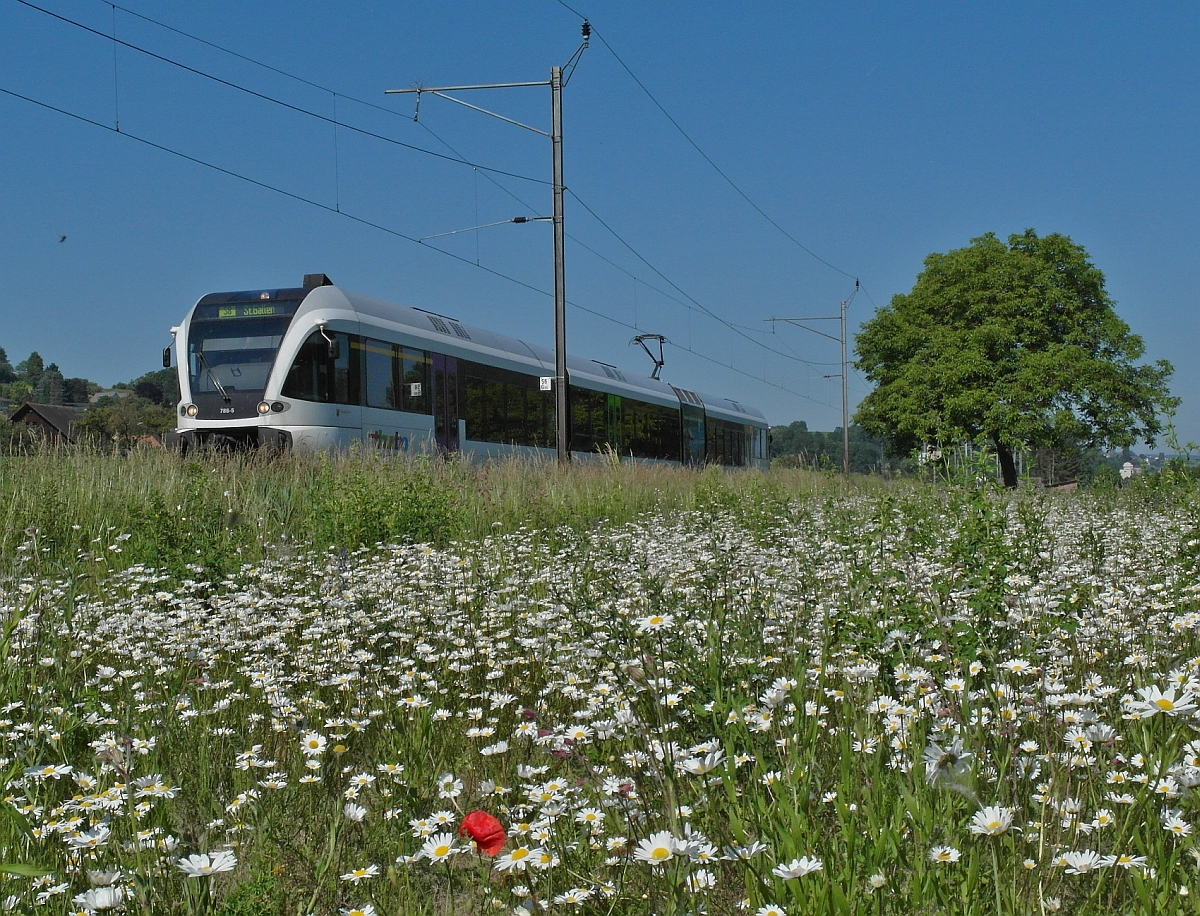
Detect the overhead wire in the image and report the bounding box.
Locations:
[88,0,824,372]
[550,0,881,314]
[0,85,538,289]
[102,0,395,112]
[568,189,840,371]
[409,117,707,319]
[765,325,841,367]
[0,81,836,411]
[9,0,846,409]
[12,0,549,185]
[416,113,804,361]
[719,319,843,366]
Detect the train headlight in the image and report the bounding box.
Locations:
[257,400,272,415]
[183,403,198,418]
[270,401,285,412]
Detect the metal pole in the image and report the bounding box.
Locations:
[841,299,849,477]
[551,66,569,463]
[388,24,586,464]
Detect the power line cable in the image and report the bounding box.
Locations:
[568,189,838,371]
[12,0,548,185]
[403,86,834,373]
[550,0,884,316]
[729,319,842,366]
[76,0,848,379]
[0,81,837,411]
[765,324,842,367]
[98,0,560,201]
[103,0,390,108]
[409,115,703,315]
[551,0,863,281]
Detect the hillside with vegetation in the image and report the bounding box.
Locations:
[0,345,178,445]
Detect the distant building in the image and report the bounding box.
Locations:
[89,389,133,404]
[9,402,80,443]
[1119,461,1142,480]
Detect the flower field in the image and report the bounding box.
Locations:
[4,470,1200,915]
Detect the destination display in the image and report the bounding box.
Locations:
[193,300,301,321]
[217,304,285,318]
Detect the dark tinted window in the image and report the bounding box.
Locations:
[570,386,680,460]
[363,339,397,409]
[463,361,553,447]
[361,338,432,414]
[706,417,755,466]
[622,398,680,460]
[281,331,361,405]
[570,386,609,454]
[680,403,705,465]
[187,315,293,395]
[400,348,430,414]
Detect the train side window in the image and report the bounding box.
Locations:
[282,331,360,405]
[570,386,606,453]
[700,418,755,465]
[621,398,643,456]
[336,336,362,405]
[363,338,398,409]
[654,401,682,459]
[621,397,680,460]
[282,332,327,402]
[707,417,742,466]
[462,360,551,446]
[528,386,553,447]
[400,348,429,414]
[447,368,459,423]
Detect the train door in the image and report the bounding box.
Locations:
[680,403,705,465]
[432,353,459,452]
[605,394,623,453]
[330,332,361,439]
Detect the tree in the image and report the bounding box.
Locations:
[62,377,97,404]
[854,230,1177,487]
[769,421,901,473]
[0,347,14,384]
[33,363,64,405]
[77,395,174,446]
[130,368,180,407]
[15,351,44,388]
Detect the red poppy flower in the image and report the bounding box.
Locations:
[459,810,506,856]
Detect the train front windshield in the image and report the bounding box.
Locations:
[187,302,299,397]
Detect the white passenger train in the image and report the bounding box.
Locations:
[165,274,769,468]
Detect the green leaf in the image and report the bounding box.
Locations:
[831,881,851,916]
[854,229,1177,487]
[1130,872,1151,914]
[0,863,53,877]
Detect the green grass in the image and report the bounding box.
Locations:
[0,446,864,581]
[3,450,1200,915]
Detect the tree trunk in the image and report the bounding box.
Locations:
[994,441,1019,489]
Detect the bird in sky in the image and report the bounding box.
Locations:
[58,235,67,243]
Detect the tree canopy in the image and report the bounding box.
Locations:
[769,421,904,473]
[853,229,1177,487]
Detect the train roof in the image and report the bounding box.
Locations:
[189,281,767,426]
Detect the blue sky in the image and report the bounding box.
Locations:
[2,1,1198,443]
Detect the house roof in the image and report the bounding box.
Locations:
[10,402,80,441]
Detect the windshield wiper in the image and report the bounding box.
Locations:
[196,350,231,403]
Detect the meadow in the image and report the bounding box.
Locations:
[3,449,1200,915]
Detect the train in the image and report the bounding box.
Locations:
[165,274,769,468]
